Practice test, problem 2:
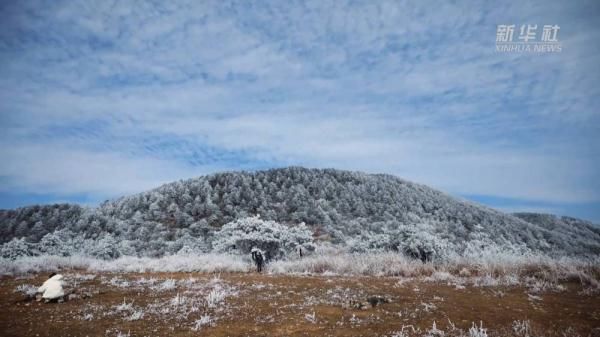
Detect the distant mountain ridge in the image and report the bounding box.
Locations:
[1,167,599,257]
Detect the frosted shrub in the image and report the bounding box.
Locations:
[402,225,448,262]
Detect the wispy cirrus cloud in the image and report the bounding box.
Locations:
[0,0,599,220]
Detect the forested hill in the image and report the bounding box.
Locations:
[512,212,600,245]
[1,167,599,257]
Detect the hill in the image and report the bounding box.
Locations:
[1,167,599,258]
[512,212,600,248]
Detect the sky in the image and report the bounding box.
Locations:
[0,0,599,222]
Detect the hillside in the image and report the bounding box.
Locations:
[1,167,599,258]
[0,204,84,243]
[512,212,600,249]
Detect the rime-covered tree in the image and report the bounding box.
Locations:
[212,216,315,259]
[0,237,33,259]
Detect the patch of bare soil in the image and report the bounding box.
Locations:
[0,272,598,337]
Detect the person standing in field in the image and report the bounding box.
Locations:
[251,247,264,273]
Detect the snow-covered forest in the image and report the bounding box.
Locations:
[1,167,599,261]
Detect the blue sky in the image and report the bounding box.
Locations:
[0,1,599,222]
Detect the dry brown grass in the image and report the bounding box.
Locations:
[0,271,599,337]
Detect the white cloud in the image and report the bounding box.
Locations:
[0,143,206,197]
[0,0,598,208]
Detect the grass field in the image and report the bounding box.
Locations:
[1,271,599,337]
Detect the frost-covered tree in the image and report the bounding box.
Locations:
[85,234,120,259]
[0,237,34,259]
[115,239,137,256]
[212,216,314,259]
[348,232,395,253]
[170,232,210,255]
[37,231,71,256]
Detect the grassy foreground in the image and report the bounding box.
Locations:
[0,271,599,337]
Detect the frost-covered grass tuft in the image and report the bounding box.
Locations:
[135,277,158,287]
[155,278,177,292]
[170,293,188,306]
[206,288,227,308]
[191,315,213,331]
[125,310,144,321]
[14,284,38,297]
[425,321,444,337]
[71,273,96,281]
[81,313,94,321]
[114,298,134,312]
[304,311,317,324]
[512,320,532,337]
[109,277,131,288]
[178,277,197,288]
[469,322,488,337]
